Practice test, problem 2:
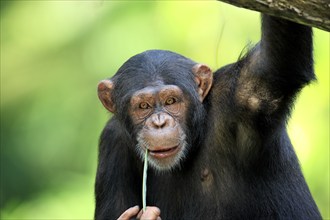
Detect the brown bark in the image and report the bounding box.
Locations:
[218,0,330,31]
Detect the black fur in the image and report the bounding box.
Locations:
[95,15,321,219]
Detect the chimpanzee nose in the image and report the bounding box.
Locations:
[151,113,167,128]
[149,113,173,129]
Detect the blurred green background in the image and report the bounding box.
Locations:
[0,1,329,219]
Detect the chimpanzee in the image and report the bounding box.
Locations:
[95,14,321,219]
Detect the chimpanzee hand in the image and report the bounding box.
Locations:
[117,205,161,220]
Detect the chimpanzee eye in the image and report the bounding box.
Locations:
[165,97,176,105]
[139,102,151,109]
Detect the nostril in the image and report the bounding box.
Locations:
[153,119,166,129]
[159,121,166,129]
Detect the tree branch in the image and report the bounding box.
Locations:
[218,0,330,31]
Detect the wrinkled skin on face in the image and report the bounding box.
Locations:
[129,84,189,170]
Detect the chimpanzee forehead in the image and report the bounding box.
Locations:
[112,50,199,104]
[132,84,183,99]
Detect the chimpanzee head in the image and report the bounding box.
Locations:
[98,50,213,171]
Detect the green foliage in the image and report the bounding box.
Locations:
[1,1,328,219]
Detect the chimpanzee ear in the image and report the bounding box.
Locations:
[98,79,115,113]
[192,64,213,102]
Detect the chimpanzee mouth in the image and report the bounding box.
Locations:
[148,145,180,159]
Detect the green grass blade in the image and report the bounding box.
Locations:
[142,149,148,212]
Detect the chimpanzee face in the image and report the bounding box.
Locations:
[129,83,189,170]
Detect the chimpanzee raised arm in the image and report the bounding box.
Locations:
[226,15,317,169]
[234,14,314,118]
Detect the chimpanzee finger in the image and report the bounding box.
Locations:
[117,205,140,220]
[136,209,143,219]
[139,206,161,220]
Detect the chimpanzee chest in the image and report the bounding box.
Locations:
[146,164,239,219]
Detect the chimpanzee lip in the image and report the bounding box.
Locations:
[148,145,180,159]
